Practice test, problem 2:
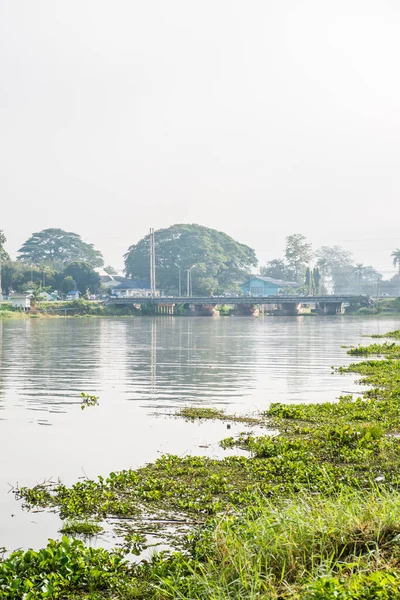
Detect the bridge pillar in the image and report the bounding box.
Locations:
[195,304,219,317]
[275,303,301,316]
[235,304,260,317]
[155,303,175,315]
[318,302,343,315]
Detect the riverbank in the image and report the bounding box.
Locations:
[1,296,400,320]
[0,299,141,318]
[3,329,400,597]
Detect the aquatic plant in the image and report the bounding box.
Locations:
[371,329,400,339]
[347,342,400,357]
[0,537,133,599]
[80,392,99,410]
[12,328,400,598]
[59,519,103,536]
[176,406,261,424]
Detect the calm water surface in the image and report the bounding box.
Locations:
[0,315,399,552]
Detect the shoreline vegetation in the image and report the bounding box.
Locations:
[1,297,400,320]
[3,332,400,597]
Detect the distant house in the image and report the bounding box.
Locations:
[39,291,55,301]
[95,269,127,290]
[66,290,81,301]
[10,293,31,310]
[110,279,160,298]
[240,276,299,297]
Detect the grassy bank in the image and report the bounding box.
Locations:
[0,299,141,319]
[5,332,400,597]
[350,297,400,316]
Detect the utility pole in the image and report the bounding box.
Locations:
[149,228,156,297]
[186,265,195,297]
[174,264,181,296]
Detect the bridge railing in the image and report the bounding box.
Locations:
[107,295,371,306]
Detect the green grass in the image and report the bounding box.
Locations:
[145,489,400,599]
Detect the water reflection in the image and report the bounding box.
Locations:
[1,316,400,417]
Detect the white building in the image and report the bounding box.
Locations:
[10,293,31,310]
[111,280,160,298]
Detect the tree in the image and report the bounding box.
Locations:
[260,259,295,281]
[315,246,354,294]
[354,263,364,294]
[285,234,313,282]
[61,276,77,294]
[391,249,400,275]
[305,267,316,295]
[0,260,63,294]
[0,229,8,295]
[124,224,257,295]
[18,228,104,267]
[355,265,381,296]
[313,267,321,294]
[0,230,9,262]
[30,284,43,309]
[62,262,101,295]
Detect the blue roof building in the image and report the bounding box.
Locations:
[66,290,81,300]
[240,276,299,297]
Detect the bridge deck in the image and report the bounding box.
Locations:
[107,295,371,306]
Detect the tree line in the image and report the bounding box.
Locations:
[0,226,399,297]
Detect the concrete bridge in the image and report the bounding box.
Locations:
[107,295,371,316]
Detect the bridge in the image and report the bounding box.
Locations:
[107,295,371,316]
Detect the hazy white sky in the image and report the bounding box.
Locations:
[1,0,399,275]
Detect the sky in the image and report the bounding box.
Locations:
[1,0,399,277]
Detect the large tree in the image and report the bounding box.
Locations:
[355,265,381,296]
[315,245,354,293]
[18,228,104,268]
[60,276,77,295]
[285,234,313,282]
[260,259,295,281]
[124,224,257,295]
[0,261,61,295]
[62,262,101,295]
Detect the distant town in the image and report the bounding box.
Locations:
[0,224,399,309]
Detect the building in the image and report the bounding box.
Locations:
[240,276,299,297]
[66,290,81,301]
[95,269,127,289]
[39,291,56,301]
[10,293,31,310]
[110,279,160,298]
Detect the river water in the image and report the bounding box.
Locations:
[0,315,399,553]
